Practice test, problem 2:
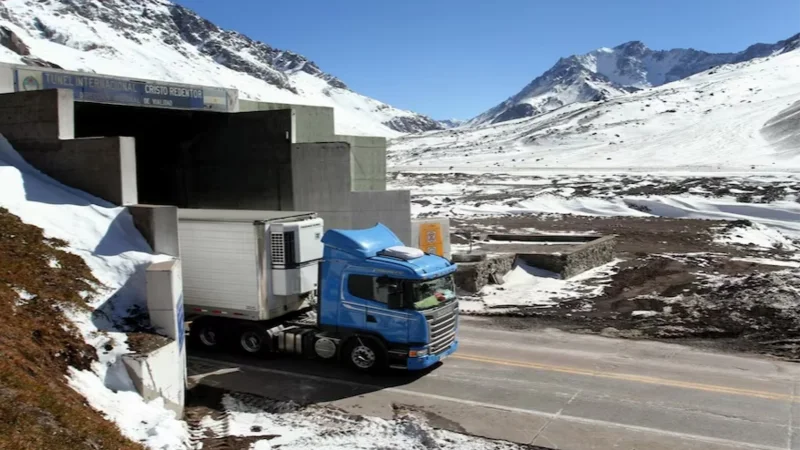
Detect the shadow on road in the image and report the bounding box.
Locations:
[187,346,442,406]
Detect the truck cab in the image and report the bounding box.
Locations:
[317,223,459,371]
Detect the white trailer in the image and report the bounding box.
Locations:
[177,209,324,350]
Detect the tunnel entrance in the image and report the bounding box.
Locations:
[74,102,220,207]
[73,102,294,210]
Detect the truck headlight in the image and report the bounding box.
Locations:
[409,348,428,358]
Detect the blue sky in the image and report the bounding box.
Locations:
[175,0,799,120]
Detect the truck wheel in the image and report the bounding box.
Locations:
[343,337,386,373]
[238,326,267,355]
[189,318,223,350]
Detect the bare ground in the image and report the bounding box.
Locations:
[0,207,143,450]
[452,214,800,361]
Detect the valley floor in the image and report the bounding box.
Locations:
[391,171,800,361]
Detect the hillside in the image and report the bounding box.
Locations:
[389,46,800,171]
[0,136,187,449]
[0,0,441,138]
[471,33,800,125]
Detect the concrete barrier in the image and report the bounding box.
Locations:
[123,258,186,417]
[121,339,185,417]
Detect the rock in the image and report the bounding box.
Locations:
[600,327,621,337]
[0,26,29,55]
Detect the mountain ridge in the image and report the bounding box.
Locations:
[471,32,800,126]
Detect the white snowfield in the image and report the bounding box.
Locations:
[390,47,800,170]
[0,0,425,138]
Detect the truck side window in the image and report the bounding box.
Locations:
[348,274,379,302]
[347,274,395,305]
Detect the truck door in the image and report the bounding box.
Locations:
[367,277,409,344]
[345,274,409,343]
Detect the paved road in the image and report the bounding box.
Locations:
[188,317,800,450]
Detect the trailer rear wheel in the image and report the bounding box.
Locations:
[189,318,223,350]
[238,326,268,354]
[343,337,386,373]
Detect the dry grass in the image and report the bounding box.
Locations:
[0,207,143,450]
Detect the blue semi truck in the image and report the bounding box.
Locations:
[178,209,459,372]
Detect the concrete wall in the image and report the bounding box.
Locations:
[239,100,335,143]
[0,89,139,205]
[129,204,180,257]
[17,137,138,205]
[291,142,411,243]
[0,88,74,144]
[454,254,516,294]
[239,100,388,192]
[334,135,387,191]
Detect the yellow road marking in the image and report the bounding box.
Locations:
[453,353,795,402]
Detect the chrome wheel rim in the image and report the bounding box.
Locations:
[351,345,376,369]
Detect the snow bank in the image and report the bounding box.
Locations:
[475,258,620,311]
[0,135,188,448]
[714,221,799,251]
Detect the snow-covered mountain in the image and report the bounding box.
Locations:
[439,119,467,129]
[472,34,800,125]
[390,45,800,170]
[0,0,442,137]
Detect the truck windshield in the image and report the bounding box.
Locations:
[408,275,456,310]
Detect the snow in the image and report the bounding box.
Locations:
[0,135,187,449]
[195,395,525,450]
[715,221,799,251]
[731,257,800,268]
[390,48,800,170]
[475,258,620,311]
[0,0,430,138]
[416,193,800,239]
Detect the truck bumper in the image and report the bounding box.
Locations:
[406,339,459,371]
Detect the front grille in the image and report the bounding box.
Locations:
[425,302,458,355]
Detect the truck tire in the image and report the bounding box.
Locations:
[237,325,268,355]
[343,336,386,373]
[189,317,224,351]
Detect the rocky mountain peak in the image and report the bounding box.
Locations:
[472,32,800,126]
[614,40,648,56]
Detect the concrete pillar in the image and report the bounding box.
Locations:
[140,258,186,416]
[146,259,185,346]
[129,205,180,257]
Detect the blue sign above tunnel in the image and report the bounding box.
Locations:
[14,67,236,112]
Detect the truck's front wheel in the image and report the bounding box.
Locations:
[343,337,386,373]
